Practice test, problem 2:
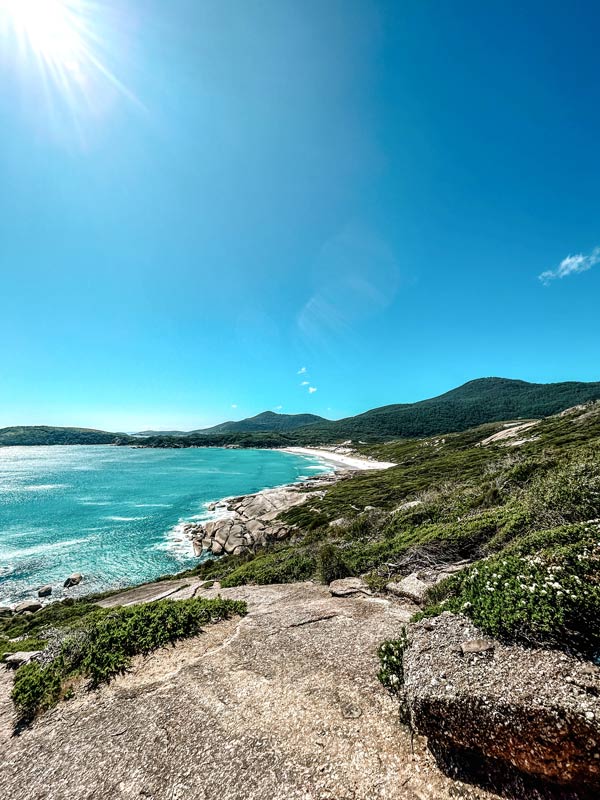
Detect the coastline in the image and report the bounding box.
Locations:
[280,445,396,471]
[174,447,395,559]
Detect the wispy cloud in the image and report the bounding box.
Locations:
[274,404,283,411]
[300,380,309,386]
[539,246,600,284]
[297,366,307,374]
[231,404,237,409]
[308,386,317,394]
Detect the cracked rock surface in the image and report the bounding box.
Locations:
[0,582,499,800]
[404,612,600,792]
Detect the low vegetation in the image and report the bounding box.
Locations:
[177,402,600,660]
[7,597,246,723]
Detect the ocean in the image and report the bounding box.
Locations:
[0,445,331,605]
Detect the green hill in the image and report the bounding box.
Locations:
[293,377,600,442]
[134,430,188,437]
[193,411,327,435]
[0,426,128,447]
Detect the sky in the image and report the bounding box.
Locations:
[1,0,599,431]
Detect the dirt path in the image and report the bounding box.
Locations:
[0,582,497,800]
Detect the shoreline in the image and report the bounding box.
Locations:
[2,447,383,609]
[280,445,396,471]
[178,447,395,559]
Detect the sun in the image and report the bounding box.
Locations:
[0,0,86,70]
[0,0,138,127]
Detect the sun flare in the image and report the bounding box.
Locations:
[0,0,136,125]
[1,0,86,69]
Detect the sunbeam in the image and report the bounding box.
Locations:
[0,0,139,131]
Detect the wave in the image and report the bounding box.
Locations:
[0,483,68,493]
[129,503,173,508]
[104,515,148,522]
[0,536,93,561]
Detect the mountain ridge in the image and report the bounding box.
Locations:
[2,377,600,446]
[191,411,328,435]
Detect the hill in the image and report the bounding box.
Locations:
[0,426,128,447]
[133,430,188,437]
[292,377,600,442]
[193,411,327,435]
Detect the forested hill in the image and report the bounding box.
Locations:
[292,377,600,443]
[0,427,129,447]
[193,411,327,435]
[4,378,600,447]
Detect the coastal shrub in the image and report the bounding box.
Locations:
[0,635,47,660]
[424,523,600,656]
[10,597,246,722]
[363,571,389,593]
[377,631,407,695]
[221,548,316,587]
[316,543,350,584]
[523,451,600,526]
[12,661,63,722]
[0,598,99,643]
[81,597,246,686]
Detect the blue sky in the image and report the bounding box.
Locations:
[1,0,599,431]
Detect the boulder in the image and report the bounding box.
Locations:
[386,573,429,604]
[37,585,52,598]
[63,573,82,588]
[224,535,246,554]
[329,577,371,597]
[460,638,494,655]
[0,606,12,617]
[402,612,600,791]
[14,599,42,614]
[3,651,42,669]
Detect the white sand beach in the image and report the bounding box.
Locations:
[282,446,396,471]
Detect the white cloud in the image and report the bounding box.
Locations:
[297,366,307,374]
[231,404,237,409]
[539,246,600,284]
[300,380,309,386]
[308,386,317,394]
[274,404,283,411]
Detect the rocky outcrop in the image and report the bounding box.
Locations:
[181,473,341,558]
[329,577,372,597]
[14,600,42,614]
[3,651,42,669]
[0,607,12,617]
[385,560,472,606]
[402,612,600,792]
[37,585,52,598]
[386,573,429,604]
[63,573,82,588]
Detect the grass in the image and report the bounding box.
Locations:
[9,597,246,723]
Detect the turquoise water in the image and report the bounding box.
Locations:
[0,445,330,605]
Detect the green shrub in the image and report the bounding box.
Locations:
[426,524,600,656]
[316,543,350,584]
[0,636,47,660]
[221,548,316,587]
[363,571,389,593]
[377,632,407,694]
[10,597,246,721]
[81,597,246,687]
[523,451,600,526]
[12,661,63,721]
